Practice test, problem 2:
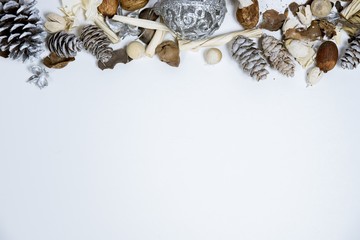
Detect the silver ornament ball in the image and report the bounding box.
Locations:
[154,0,227,41]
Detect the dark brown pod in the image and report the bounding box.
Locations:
[138,8,158,45]
[236,0,259,29]
[316,41,338,72]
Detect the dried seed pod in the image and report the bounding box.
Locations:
[316,41,338,72]
[236,0,259,29]
[138,8,159,44]
[260,9,287,31]
[231,36,269,81]
[47,32,83,58]
[340,34,360,69]
[43,52,75,69]
[311,0,332,18]
[155,41,180,67]
[98,0,120,17]
[261,34,296,77]
[120,0,149,11]
[80,25,113,63]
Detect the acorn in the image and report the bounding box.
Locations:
[316,41,338,72]
[120,0,149,11]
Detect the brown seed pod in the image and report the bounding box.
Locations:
[120,0,149,11]
[98,0,120,17]
[236,0,259,29]
[138,8,159,44]
[316,41,338,72]
[155,41,180,67]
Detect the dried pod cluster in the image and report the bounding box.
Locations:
[2,0,360,89]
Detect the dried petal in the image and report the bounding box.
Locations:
[43,52,75,69]
[98,48,130,70]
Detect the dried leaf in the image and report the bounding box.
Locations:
[98,48,130,70]
[43,52,75,69]
[260,9,288,31]
[284,20,323,41]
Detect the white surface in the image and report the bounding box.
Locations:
[1,1,360,240]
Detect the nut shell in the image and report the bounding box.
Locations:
[120,0,149,11]
[98,0,120,17]
[236,0,259,29]
[316,41,338,72]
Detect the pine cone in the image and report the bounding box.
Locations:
[231,36,269,81]
[340,34,360,69]
[0,0,46,61]
[47,31,83,58]
[80,25,112,63]
[261,35,295,77]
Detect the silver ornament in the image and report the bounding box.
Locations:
[154,0,227,41]
[27,65,49,89]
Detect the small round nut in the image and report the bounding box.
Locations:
[126,41,145,59]
[316,41,338,72]
[311,0,332,18]
[204,48,222,65]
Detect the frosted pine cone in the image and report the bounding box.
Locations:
[80,25,112,63]
[341,34,360,69]
[0,0,46,61]
[47,31,83,58]
[261,35,295,77]
[231,36,269,81]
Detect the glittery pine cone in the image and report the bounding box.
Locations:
[80,25,112,63]
[261,35,295,77]
[0,0,46,61]
[341,34,360,70]
[231,36,269,81]
[47,31,83,58]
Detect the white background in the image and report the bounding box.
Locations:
[1,0,360,240]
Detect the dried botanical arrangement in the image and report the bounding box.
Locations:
[1,0,360,89]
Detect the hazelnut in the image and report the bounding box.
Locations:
[120,0,149,11]
[316,41,338,72]
[155,41,180,67]
[126,41,145,60]
[311,0,332,18]
[204,48,222,65]
[98,0,120,17]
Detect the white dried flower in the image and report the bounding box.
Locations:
[45,13,67,33]
[282,17,303,33]
[306,67,324,87]
[285,39,315,68]
[297,5,312,26]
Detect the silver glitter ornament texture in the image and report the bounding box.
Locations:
[154,0,227,40]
